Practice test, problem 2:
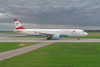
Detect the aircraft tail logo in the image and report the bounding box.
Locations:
[14,19,25,29]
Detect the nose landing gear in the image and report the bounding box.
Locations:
[78,36,80,40]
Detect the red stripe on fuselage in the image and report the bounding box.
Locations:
[16,26,25,29]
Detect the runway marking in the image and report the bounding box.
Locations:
[0,42,54,61]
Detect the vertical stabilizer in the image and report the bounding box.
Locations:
[14,19,25,29]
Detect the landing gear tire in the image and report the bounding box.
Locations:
[78,38,80,40]
[47,37,51,40]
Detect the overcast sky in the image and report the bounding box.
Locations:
[0,0,100,31]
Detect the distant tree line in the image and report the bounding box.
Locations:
[85,30,100,32]
[0,31,13,32]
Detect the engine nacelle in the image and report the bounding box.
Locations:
[53,35,60,39]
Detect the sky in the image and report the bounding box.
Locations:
[0,0,100,31]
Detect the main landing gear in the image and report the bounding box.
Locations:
[78,38,80,40]
[47,37,51,40]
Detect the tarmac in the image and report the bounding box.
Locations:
[0,32,100,42]
[0,37,100,42]
[0,33,100,61]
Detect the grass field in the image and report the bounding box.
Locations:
[13,32,100,39]
[0,42,39,52]
[0,42,100,67]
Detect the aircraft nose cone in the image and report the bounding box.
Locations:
[85,33,88,36]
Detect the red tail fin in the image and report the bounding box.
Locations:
[14,19,25,29]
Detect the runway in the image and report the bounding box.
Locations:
[0,37,100,42]
[0,32,100,42]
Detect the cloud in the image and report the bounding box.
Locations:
[0,0,100,30]
[0,23,14,31]
[23,23,100,30]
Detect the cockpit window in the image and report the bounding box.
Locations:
[82,31,85,33]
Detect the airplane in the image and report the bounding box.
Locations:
[13,19,88,40]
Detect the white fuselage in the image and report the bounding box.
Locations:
[14,29,88,37]
[13,19,88,40]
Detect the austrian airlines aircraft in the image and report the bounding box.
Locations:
[13,19,88,40]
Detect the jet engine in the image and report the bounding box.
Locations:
[53,35,60,39]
